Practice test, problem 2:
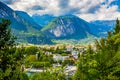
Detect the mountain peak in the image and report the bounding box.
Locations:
[0,1,44,44]
[41,15,92,39]
[32,14,55,27]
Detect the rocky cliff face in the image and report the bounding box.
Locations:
[41,15,92,39]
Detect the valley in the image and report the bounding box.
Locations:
[0,0,120,80]
[0,1,115,45]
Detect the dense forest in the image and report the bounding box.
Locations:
[0,18,120,80]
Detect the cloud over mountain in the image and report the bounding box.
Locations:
[1,0,120,21]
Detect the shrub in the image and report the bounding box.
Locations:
[30,62,51,68]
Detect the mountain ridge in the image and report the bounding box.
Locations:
[32,14,55,27]
[41,15,94,39]
[0,1,116,44]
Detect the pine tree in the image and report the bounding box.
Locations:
[114,18,120,34]
[0,19,24,80]
[0,19,16,49]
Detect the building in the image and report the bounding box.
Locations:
[71,50,79,59]
[53,54,69,62]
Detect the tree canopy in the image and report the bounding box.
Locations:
[0,19,26,80]
[74,18,120,80]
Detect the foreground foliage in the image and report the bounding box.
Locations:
[0,19,27,80]
[74,19,120,79]
[1,18,120,80]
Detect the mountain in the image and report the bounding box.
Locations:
[90,20,115,37]
[0,1,116,45]
[0,1,42,37]
[41,15,94,39]
[32,14,55,27]
[0,1,42,32]
[40,15,116,44]
[0,1,52,44]
[15,11,41,30]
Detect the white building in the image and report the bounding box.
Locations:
[53,54,69,62]
[71,50,79,59]
[44,51,52,55]
[66,48,73,52]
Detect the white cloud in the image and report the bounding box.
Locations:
[107,0,115,6]
[77,4,120,21]
[3,0,120,21]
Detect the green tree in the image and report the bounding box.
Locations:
[0,19,25,80]
[114,18,120,34]
[29,68,66,80]
[74,18,120,80]
[0,19,16,49]
[25,46,38,55]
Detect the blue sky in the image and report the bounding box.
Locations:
[1,0,120,21]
